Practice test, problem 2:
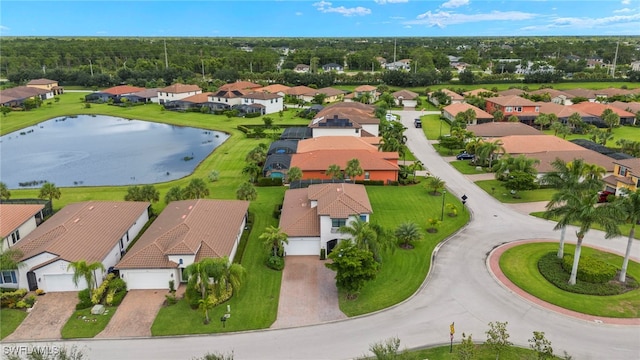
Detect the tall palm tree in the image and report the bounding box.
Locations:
[614,188,640,282]
[259,226,289,257]
[0,182,10,200]
[236,182,257,201]
[287,166,303,183]
[476,140,505,168]
[545,191,621,285]
[183,178,210,199]
[198,296,215,325]
[326,164,343,180]
[540,158,604,258]
[394,222,422,249]
[345,158,364,183]
[209,257,245,299]
[67,260,105,297]
[184,258,218,300]
[534,113,550,130]
[38,182,61,202]
[242,163,262,183]
[339,218,377,252]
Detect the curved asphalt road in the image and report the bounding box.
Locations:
[2,110,638,360]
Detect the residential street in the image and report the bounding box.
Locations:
[2,110,639,360]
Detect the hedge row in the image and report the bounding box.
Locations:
[257,177,283,187]
[562,254,617,284]
[0,288,28,308]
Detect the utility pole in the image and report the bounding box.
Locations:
[42,65,46,74]
[611,41,619,78]
[164,39,169,69]
[89,59,94,76]
[393,38,397,63]
[201,58,205,80]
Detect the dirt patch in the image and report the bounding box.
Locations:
[4,292,78,341]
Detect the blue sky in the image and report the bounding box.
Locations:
[1,1,639,37]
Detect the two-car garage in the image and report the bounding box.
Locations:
[119,269,176,290]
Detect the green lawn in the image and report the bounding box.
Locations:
[337,184,470,316]
[403,344,565,360]
[500,242,640,318]
[530,211,640,240]
[0,309,27,339]
[421,114,450,140]
[475,180,557,204]
[544,124,640,143]
[449,160,486,175]
[61,306,117,338]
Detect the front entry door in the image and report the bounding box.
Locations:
[27,271,38,291]
[326,239,339,255]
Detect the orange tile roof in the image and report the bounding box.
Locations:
[255,84,291,94]
[291,149,398,172]
[102,85,145,95]
[614,158,640,170]
[116,200,249,269]
[313,102,380,126]
[443,103,493,119]
[181,92,213,103]
[302,87,347,97]
[439,89,464,101]
[609,101,640,114]
[563,88,596,99]
[354,85,377,92]
[27,78,57,85]
[570,102,635,118]
[285,85,316,96]
[467,122,543,137]
[487,95,537,107]
[392,89,419,99]
[497,88,526,97]
[525,150,615,173]
[15,201,150,264]
[297,136,378,153]
[219,81,261,92]
[594,88,633,97]
[463,88,493,97]
[497,135,584,154]
[279,183,372,237]
[159,83,201,94]
[527,88,574,99]
[0,204,45,238]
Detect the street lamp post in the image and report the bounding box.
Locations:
[441,190,447,221]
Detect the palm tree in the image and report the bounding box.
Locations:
[67,260,105,297]
[534,113,550,131]
[540,158,604,258]
[245,144,267,165]
[410,160,424,182]
[568,112,584,132]
[198,296,216,324]
[0,182,10,200]
[339,218,377,252]
[183,178,210,199]
[549,121,565,137]
[345,158,364,183]
[492,155,539,181]
[287,166,303,183]
[242,163,261,183]
[614,188,640,282]
[394,222,422,249]
[209,257,245,300]
[164,185,184,204]
[545,191,621,285]
[426,176,446,195]
[184,258,218,300]
[236,182,257,201]
[38,182,61,201]
[601,108,620,132]
[326,164,343,180]
[492,110,504,122]
[259,226,289,257]
[476,140,505,168]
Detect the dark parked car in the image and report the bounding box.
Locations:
[414,119,422,128]
[598,190,614,203]
[456,152,475,160]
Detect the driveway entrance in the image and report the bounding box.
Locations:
[271,256,346,329]
[4,292,78,341]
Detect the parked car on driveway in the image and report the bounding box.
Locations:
[456,152,475,160]
[598,190,614,203]
[414,119,422,128]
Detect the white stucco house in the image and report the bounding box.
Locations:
[392,89,419,108]
[116,199,249,290]
[10,201,150,292]
[157,83,202,104]
[0,204,45,250]
[240,92,284,115]
[279,183,373,256]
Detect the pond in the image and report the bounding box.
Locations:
[0,115,229,188]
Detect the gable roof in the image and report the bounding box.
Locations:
[297,136,378,153]
[180,92,214,104]
[497,88,526,97]
[463,88,493,97]
[443,103,493,119]
[0,86,50,101]
[487,95,538,107]
[525,150,615,173]
[219,81,261,92]
[116,200,249,269]
[312,102,380,126]
[609,101,640,114]
[392,89,419,100]
[0,204,45,238]
[354,85,377,92]
[27,78,57,86]
[291,149,398,172]
[130,88,159,99]
[102,85,146,96]
[498,134,586,154]
[526,88,574,99]
[535,102,592,118]
[159,83,201,94]
[211,89,249,99]
[255,84,291,94]
[279,183,372,237]
[243,92,282,100]
[467,122,543,137]
[285,85,316,96]
[15,201,150,264]
[563,88,596,99]
[594,88,633,97]
[614,158,640,170]
[438,89,464,101]
[570,102,636,118]
[302,87,347,97]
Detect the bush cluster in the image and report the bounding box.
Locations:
[561,254,616,284]
[266,256,285,271]
[257,177,283,187]
[0,288,28,308]
[76,289,93,310]
[92,273,115,304]
[354,180,385,186]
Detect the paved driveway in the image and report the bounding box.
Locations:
[96,288,180,338]
[4,292,78,341]
[271,256,346,329]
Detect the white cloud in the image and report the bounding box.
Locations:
[374,0,409,4]
[390,16,406,20]
[614,7,634,13]
[313,1,372,16]
[521,12,640,32]
[295,11,303,16]
[441,0,469,8]
[409,10,536,27]
[622,0,631,4]
[0,25,8,31]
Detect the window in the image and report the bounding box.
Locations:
[10,230,20,244]
[505,106,512,113]
[360,215,367,221]
[0,270,17,284]
[515,107,522,112]
[331,218,347,228]
[365,172,370,180]
[619,166,628,176]
[535,106,540,112]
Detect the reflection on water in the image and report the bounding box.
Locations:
[0,115,228,188]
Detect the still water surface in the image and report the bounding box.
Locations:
[0,115,228,188]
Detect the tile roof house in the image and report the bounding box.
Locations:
[121,88,159,104]
[467,122,543,138]
[563,88,597,102]
[0,86,54,107]
[442,103,493,125]
[485,95,540,121]
[526,88,575,105]
[603,158,640,195]
[296,136,378,153]
[290,149,399,183]
[158,83,202,104]
[164,92,228,112]
[310,102,380,137]
[497,88,526,97]
[11,201,150,292]
[429,89,464,106]
[26,78,63,95]
[255,84,291,96]
[0,204,45,250]
[608,101,640,115]
[321,63,344,72]
[392,90,419,108]
[116,199,249,290]
[219,81,262,92]
[84,85,146,103]
[463,88,494,97]
[570,102,636,126]
[279,183,373,255]
[300,87,346,104]
[285,85,316,99]
[294,64,310,73]
[352,85,378,102]
[208,89,249,106]
[496,135,615,173]
[239,92,284,115]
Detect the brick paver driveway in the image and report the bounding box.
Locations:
[4,292,78,341]
[271,256,346,329]
[96,288,180,338]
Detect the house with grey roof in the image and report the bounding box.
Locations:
[279,183,373,256]
[12,201,150,292]
[116,199,249,290]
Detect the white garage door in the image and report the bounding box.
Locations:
[43,274,80,292]
[285,238,320,256]
[123,270,171,290]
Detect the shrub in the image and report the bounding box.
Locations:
[355,180,385,186]
[165,293,178,306]
[108,277,127,293]
[257,177,283,187]
[24,295,36,307]
[0,288,27,308]
[562,254,616,284]
[35,289,45,296]
[110,290,127,306]
[16,300,28,309]
[185,285,201,309]
[237,125,250,134]
[273,204,282,219]
[76,289,93,310]
[245,112,261,118]
[266,256,285,271]
[92,273,115,304]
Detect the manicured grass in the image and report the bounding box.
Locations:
[475,179,556,204]
[61,306,117,338]
[421,114,450,140]
[404,344,564,360]
[336,184,470,316]
[500,242,640,318]
[0,309,28,339]
[449,160,486,175]
[530,211,640,240]
[544,124,640,143]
